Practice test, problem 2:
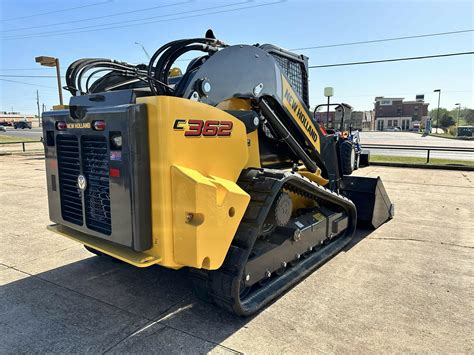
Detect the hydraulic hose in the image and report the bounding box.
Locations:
[147,38,222,95]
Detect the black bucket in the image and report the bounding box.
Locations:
[341,176,394,229]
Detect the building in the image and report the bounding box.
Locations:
[374,96,429,131]
[315,105,374,131]
[0,112,37,127]
[351,111,375,131]
[314,103,354,130]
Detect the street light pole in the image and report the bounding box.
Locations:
[326,96,330,127]
[55,58,63,105]
[455,103,461,136]
[324,87,334,129]
[35,56,64,106]
[134,42,150,60]
[433,89,441,133]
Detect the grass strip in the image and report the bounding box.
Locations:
[370,155,474,167]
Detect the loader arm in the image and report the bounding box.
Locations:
[173,44,341,182]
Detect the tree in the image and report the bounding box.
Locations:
[428,108,448,127]
[439,113,455,128]
[429,106,474,127]
[464,109,474,125]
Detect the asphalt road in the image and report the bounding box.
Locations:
[1,127,43,140]
[360,131,474,161]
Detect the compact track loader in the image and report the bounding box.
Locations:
[43,32,393,316]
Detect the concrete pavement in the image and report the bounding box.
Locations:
[1,154,473,353]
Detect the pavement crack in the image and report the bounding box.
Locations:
[104,297,242,354]
[102,297,189,354]
[0,262,13,270]
[10,245,79,268]
[461,172,473,185]
[369,237,473,249]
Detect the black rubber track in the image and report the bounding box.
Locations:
[189,168,357,316]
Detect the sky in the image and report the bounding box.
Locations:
[0,0,473,115]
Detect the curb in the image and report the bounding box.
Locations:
[413,132,474,140]
[369,161,474,171]
[0,150,44,157]
[430,134,474,141]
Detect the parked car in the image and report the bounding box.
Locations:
[13,121,32,129]
[0,125,6,132]
[384,126,401,132]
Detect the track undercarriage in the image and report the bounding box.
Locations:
[190,168,357,316]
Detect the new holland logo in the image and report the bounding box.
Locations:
[67,122,91,129]
[283,89,318,142]
[77,175,87,191]
[281,77,320,153]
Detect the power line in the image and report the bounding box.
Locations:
[291,29,474,51]
[1,0,254,39]
[172,28,474,62]
[1,0,285,40]
[0,0,112,22]
[0,78,56,89]
[0,75,57,78]
[309,51,474,68]
[8,50,472,79]
[0,1,192,33]
[310,89,474,99]
[0,0,252,39]
[0,68,53,71]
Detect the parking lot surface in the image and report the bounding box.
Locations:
[1,154,473,353]
[359,131,474,161]
[0,127,43,140]
[359,131,474,148]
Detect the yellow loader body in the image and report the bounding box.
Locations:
[49,97,253,270]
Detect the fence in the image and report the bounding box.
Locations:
[1,141,473,167]
[363,144,474,163]
[0,140,43,153]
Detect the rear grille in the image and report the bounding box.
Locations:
[57,135,83,225]
[272,53,309,106]
[82,135,111,235]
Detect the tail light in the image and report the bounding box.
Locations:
[56,121,67,130]
[93,120,106,131]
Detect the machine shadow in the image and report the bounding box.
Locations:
[344,227,375,250]
[1,254,251,353]
[2,229,375,353]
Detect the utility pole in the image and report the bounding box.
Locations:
[36,90,41,127]
[433,89,441,132]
